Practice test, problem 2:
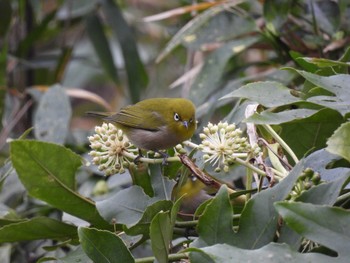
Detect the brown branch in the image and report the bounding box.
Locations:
[178,154,222,190]
[178,154,247,205]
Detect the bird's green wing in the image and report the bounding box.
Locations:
[105,105,165,131]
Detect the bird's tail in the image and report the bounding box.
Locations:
[86,111,113,119]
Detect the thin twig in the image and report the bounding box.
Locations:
[0,99,33,150]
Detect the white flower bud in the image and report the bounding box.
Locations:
[203,154,210,160]
[199,133,207,139]
[223,165,230,173]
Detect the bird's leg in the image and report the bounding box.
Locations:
[133,149,143,164]
[156,150,169,165]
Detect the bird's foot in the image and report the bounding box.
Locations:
[156,151,169,165]
[133,149,143,164]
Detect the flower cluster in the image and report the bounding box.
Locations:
[288,168,321,200]
[88,123,137,176]
[199,121,259,172]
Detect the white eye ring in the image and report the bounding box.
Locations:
[174,113,180,121]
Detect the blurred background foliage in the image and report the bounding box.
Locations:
[1,0,350,262]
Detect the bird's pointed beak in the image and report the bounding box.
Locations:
[183,121,189,129]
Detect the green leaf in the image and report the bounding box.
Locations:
[232,160,305,249]
[189,243,334,263]
[124,200,172,236]
[245,108,319,124]
[150,211,171,263]
[275,202,350,257]
[279,108,344,159]
[290,69,350,116]
[149,164,176,200]
[190,36,260,106]
[78,227,134,263]
[301,57,350,68]
[194,185,235,247]
[278,149,350,248]
[96,185,172,228]
[192,163,306,249]
[10,140,109,228]
[101,0,148,103]
[58,246,93,263]
[327,122,350,162]
[85,13,119,85]
[221,81,300,107]
[96,186,154,226]
[304,149,350,182]
[0,217,77,243]
[129,163,153,197]
[34,85,72,144]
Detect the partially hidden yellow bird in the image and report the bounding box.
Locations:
[88,98,196,162]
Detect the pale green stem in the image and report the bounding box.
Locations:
[270,167,287,179]
[245,166,253,200]
[135,253,188,263]
[262,124,299,164]
[234,157,267,177]
[182,140,199,148]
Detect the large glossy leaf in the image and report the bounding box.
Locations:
[78,227,134,263]
[101,0,148,103]
[193,185,234,247]
[246,108,319,124]
[291,69,350,116]
[150,211,171,263]
[85,13,119,85]
[34,85,72,144]
[192,162,305,249]
[278,149,350,248]
[189,243,334,263]
[275,202,350,257]
[298,156,350,206]
[0,217,77,243]
[327,122,350,162]
[232,160,305,249]
[124,200,173,238]
[96,187,174,228]
[279,108,343,159]
[222,81,300,107]
[303,149,350,182]
[10,140,109,228]
[189,36,260,106]
[58,246,92,263]
[97,164,175,227]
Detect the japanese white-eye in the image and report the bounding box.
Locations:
[88,98,196,151]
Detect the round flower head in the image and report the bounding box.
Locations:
[88,123,138,176]
[199,121,258,172]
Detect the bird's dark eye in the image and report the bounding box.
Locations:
[189,117,193,123]
[174,113,180,121]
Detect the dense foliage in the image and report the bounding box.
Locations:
[1,0,350,262]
